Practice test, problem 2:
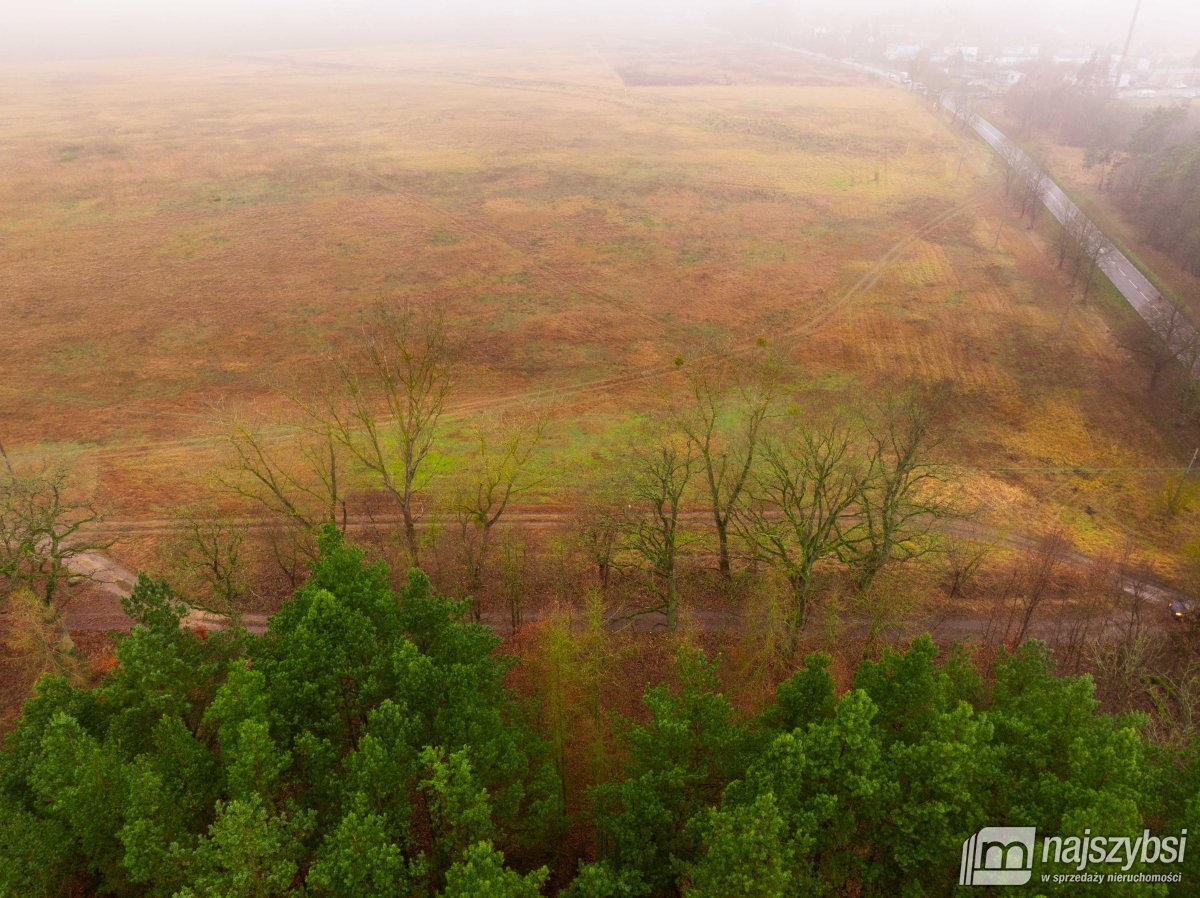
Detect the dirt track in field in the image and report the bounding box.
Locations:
[61,508,1185,646]
[74,184,982,472]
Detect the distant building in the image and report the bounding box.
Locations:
[884,43,922,61]
[944,45,979,63]
[993,45,1041,68]
[1053,50,1098,66]
[1150,67,1200,87]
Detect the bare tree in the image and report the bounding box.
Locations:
[941,535,991,599]
[4,588,79,681]
[1015,155,1050,227]
[948,86,979,132]
[573,463,627,591]
[620,434,698,632]
[841,389,950,590]
[1142,664,1200,749]
[453,408,548,617]
[222,416,343,530]
[1083,122,1121,192]
[1067,215,1111,303]
[735,422,863,650]
[1058,548,1125,672]
[675,347,778,581]
[165,504,253,626]
[1086,554,1166,703]
[1054,205,1086,270]
[498,531,530,634]
[0,450,111,609]
[218,414,344,583]
[316,303,453,567]
[1134,299,1199,392]
[1089,633,1163,715]
[1013,528,1070,643]
[1161,449,1198,519]
[1000,142,1026,200]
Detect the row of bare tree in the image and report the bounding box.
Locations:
[1115,287,1200,442]
[211,309,951,648]
[588,365,948,649]
[220,305,553,621]
[1001,59,1198,280]
[996,142,1111,306]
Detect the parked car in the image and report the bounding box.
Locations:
[1169,598,1194,621]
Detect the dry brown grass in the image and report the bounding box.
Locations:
[0,37,1195,582]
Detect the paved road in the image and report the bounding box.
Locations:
[966,117,1167,321]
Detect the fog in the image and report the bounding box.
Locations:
[3,0,1198,60]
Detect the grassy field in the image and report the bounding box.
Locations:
[1,36,1196,579]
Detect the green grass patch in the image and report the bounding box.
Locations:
[47,341,105,374]
[742,240,789,264]
[428,229,461,246]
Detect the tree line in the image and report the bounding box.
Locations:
[210,308,950,653]
[1,528,1196,897]
[1105,106,1200,280]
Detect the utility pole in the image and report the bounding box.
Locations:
[1114,0,1144,89]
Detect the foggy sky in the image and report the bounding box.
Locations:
[3,0,1199,61]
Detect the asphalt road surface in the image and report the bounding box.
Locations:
[967,116,1168,322]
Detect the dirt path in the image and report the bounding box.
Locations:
[62,551,272,634]
[62,507,1186,642]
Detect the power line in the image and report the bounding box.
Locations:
[973,465,1190,474]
